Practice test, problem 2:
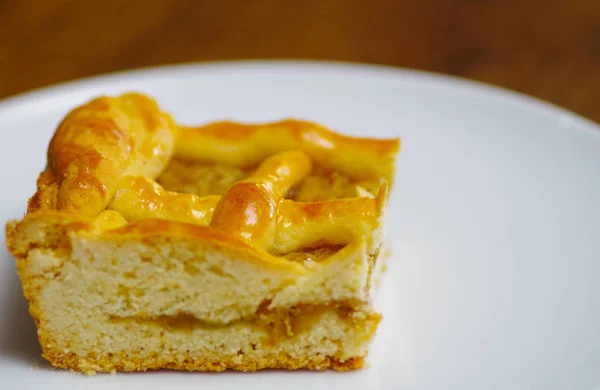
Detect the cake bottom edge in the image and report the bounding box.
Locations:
[43,348,366,375]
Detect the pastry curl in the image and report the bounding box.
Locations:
[28,93,176,217]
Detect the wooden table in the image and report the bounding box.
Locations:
[1,0,598,122]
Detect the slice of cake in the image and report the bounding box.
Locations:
[5,93,400,374]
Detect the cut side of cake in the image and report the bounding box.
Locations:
[5,93,400,374]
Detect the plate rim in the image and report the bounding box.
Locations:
[0,60,598,137]
[1,60,600,388]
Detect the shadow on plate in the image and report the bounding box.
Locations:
[0,247,51,369]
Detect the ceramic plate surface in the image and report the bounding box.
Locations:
[1,61,599,390]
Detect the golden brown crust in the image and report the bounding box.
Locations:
[7,211,305,274]
[107,175,221,225]
[211,150,312,250]
[43,348,365,375]
[176,120,399,184]
[28,93,176,217]
[104,218,306,273]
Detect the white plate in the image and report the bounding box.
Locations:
[1,61,599,390]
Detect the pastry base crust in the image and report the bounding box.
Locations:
[44,350,364,375]
[7,213,382,375]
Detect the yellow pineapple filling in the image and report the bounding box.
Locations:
[157,158,381,202]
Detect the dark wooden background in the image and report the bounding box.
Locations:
[1,0,598,122]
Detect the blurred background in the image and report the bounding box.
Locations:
[0,0,598,121]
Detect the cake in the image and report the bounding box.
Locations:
[5,93,400,374]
